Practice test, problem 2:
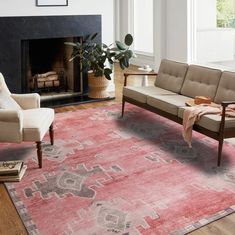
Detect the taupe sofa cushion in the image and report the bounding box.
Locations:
[154,59,188,93]
[180,65,221,100]
[123,86,176,103]
[214,71,235,104]
[147,94,190,115]
[178,106,235,132]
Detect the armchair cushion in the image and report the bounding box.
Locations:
[0,91,22,110]
[22,108,55,141]
[0,72,11,95]
[0,72,22,110]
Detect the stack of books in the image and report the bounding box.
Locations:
[0,160,27,182]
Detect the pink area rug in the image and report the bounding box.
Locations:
[1,104,235,235]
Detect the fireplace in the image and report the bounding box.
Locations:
[22,36,81,94]
[0,15,101,95]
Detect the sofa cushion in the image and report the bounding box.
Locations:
[154,59,188,93]
[180,65,222,100]
[123,86,176,103]
[178,106,235,132]
[147,94,190,115]
[214,71,235,104]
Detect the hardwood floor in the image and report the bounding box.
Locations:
[0,64,234,235]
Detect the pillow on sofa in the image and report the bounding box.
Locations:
[0,91,21,110]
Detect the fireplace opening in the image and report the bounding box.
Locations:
[21,37,83,96]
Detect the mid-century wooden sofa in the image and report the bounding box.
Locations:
[122,59,235,166]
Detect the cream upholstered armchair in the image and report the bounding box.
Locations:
[0,73,54,168]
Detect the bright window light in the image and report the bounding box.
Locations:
[133,0,154,54]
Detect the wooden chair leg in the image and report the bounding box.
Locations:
[121,98,125,118]
[36,141,42,168]
[218,137,224,167]
[49,123,54,145]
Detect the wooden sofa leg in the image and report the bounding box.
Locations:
[218,138,224,167]
[36,141,42,168]
[121,99,125,118]
[49,123,54,145]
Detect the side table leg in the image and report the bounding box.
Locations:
[142,75,149,86]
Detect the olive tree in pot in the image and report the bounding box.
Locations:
[65,33,134,98]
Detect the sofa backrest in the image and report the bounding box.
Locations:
[214,71,235,103]
[155,59,188,93]
[180,65,222,100]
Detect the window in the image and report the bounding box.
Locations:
[194,0,235,68]
[217,0,235,28]
[133,0,153,55]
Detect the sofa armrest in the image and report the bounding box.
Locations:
[124,72,158,86]
[220,101,235,120]
[0,110,23,142]
[221,101,235,107]
[218,101,235,136]
[11,93,40,109]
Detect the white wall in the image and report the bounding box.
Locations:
[165,0,188,62]
[0,0,114,44]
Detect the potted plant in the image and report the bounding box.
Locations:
[65,33,134,98]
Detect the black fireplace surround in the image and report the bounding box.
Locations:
[0,15,101,93]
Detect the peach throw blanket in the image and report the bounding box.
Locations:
[182,104,235,147]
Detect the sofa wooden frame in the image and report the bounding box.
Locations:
[121,72,235,167]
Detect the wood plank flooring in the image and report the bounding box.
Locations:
[0,64,234,235]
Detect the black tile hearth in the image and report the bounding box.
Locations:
[40,94,115,108]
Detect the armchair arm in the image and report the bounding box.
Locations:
[0,110,23,142]
[11,93,40,109]
[0,109,22,122]
[124,72,158,86]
